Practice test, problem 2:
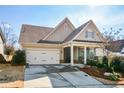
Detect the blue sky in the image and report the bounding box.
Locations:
[0,5,124,38]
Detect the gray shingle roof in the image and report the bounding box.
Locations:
[19,24,53,43]
[19,19,92,44]
[106,40,124,52]
[74,40,105,43]
[38,40,62,44]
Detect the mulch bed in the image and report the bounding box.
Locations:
[80,66,107,78]
[80,66,124,84]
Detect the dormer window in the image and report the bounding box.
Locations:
[85,31,94,38]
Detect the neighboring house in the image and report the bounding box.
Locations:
[107,40,124,56]
[19,17,106,65]
[0,27,5,55]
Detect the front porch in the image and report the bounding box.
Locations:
[62,41,105,65]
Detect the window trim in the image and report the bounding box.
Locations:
[85,31,95,39]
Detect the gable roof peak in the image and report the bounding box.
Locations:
[59,17,75,27]
[63,19,107,43]
[64,17,69,20]
[89,20,98,26]
[64,17,70,22]
[60,17,68,24]
[85,20,93,24]
[63,20,91,43]
[60,17,73,25]
[43,17,75,40]
[89,19,93,22]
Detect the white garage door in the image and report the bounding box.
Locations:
[26,49,60,64]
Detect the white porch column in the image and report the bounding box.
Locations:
[84,46,87,64]
[76,47,78,60]
[70,44,74,65]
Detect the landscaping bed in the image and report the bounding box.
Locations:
[80,66,106,78]
[80,66,124,84]
[0,64,24,88]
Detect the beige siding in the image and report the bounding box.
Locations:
[95,48,104,56]
[60,48,64,60]
[46,22,74,41]
[76,23,103,42]
[0,36,4,55]
[74,47,78,60]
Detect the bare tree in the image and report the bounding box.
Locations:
[0,22,17,55]
[103,27,124,42]
[0,22,17,46]
[102,27,124,58]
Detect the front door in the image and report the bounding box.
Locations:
[64,47,70,63]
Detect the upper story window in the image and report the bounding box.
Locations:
[85,31,94,38]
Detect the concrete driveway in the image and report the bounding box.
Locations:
[24,64,107,88]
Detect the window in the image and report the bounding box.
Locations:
[85,31,94,38]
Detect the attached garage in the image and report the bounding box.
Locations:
[26,48,60,65]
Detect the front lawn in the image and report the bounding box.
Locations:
[0,64,24,88]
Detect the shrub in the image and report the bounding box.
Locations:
[120,61,124,73]
[110,57,121,72]
[97,63,105,68]
[12,50,26,65]
[102,56,108,67]
[0,54,6,64]
[97,57,113,72]
[97,56,110,70]
[87,59,98,66]
[107,74,120,81]
[105,66,114,73]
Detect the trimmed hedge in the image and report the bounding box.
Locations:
[12,50,26,65]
